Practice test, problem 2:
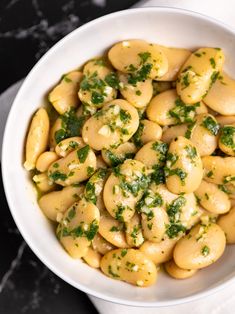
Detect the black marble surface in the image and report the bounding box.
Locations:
[0,1,138,313]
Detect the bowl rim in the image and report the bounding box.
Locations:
[2,6,235,308]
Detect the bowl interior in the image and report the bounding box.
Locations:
[2,7,235,307]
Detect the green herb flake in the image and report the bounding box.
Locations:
[108,265,120,278]
[105,72,120,89]
[223,176,235,184]
[121,249,127,257]
[201,116,219,136]
[127,63,152,85]
[136,90,142,96]
[220,126,235,150]
[68,207,76,220]
[132,122,144,148]
[105,150,122,167]
[86,220,99,241]
[207,170,214,178]
[54,109,85,144]
[185,145,197,162]
[110,226,119,232]
[85,182,96,204]
[69,141,79,149]
[201,245,210,257]
[169,98,199,124]
[151,142,168,159]
[185,121,196,139]
[138,51,151,64]
[210,71,219,85]
[119,109,131,124]
[87,166,95,176]
[210,58,216,69]
[182,72,190,88]
[166,223,186,239]
[91,91,104,105]
[94,58,106,66]
[49,171,67,182]
[77,145,90,163]
[151,166,165,185]
[167,196,186,221]
[115,205,126,222]
[218,184,231,194]
[63,76,72,83]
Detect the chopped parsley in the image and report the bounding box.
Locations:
[68,207,76,220]
[132,122,144,148]
[87,166,95,176]
[119,173,150,197]
[138,51,151,63]
[136,190,163,221]
[220,126,235,150]
[223,176,235,184]
[151,142,168,163]
[115,205,126,222]
[104,72,120,89]
[121,249,127,257]
[151,165,165,185]
[210,71,219,85]
[57,218,98,241]
[105,149,135,167]
[167,196,186,220]
[201,116,219,136]
[136,90,142,96]
[210,58,216,69]
[77,145,90,163]
[166,196,187,238]
[169,98,200,124]
[110,226,120,232]
[201,245,210,257]
[218,184,231,194]
[63,76,72,83]
[166,223,186,239]
[164,153,187,184]
[105,150,122,167]
[206,170,214,178]
[86,220,99,241]
[108,265,120,278]
[85,182,96,204]
[185,121,196,139]
[80,70,117,106]
[185,145,197,163]
[84,168,108,204]
[49,171,67,182]
[181,72,190,89]
[91,91,104,104]
[127,64,152,86]
[119,109,131,123]
[54,109,85,144]
[69,141,79,149]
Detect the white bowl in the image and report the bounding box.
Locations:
[2,7,235,307]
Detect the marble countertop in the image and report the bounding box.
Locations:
[0,1,138,313]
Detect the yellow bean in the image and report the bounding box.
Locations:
[24,108,49,170]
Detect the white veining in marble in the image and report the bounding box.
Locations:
[0,241,26,294]
[21,267,49,312]
[0,0,80,59]
[6,0,20,10]
[92,0,107,7]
